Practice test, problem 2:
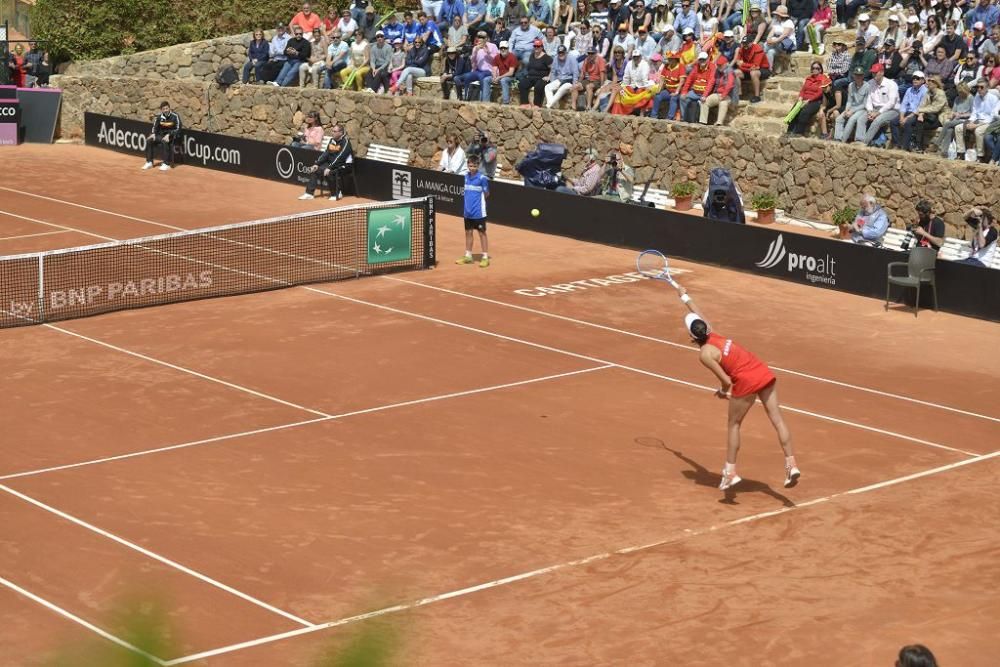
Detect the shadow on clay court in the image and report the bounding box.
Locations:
[634,437,795,507]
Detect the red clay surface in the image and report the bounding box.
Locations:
[1,144,998,666]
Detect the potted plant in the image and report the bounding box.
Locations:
[832,205,858,239]
[750,192,778,224]
[671,181,697,211]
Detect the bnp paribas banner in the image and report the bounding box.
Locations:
[366,206,412,264]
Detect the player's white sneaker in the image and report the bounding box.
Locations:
[784,464,801,488]
[142,161,154,170]
[719,469,742,491]
[159,163,171,171]
[298,193,315,200]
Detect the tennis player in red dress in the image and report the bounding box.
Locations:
[678,287,800,491]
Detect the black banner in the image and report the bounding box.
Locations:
[17,88,61,143]
[84,114,999,321]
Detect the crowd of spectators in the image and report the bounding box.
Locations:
[5,41,51,87]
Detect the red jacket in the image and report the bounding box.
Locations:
[681,62,716,96]
[715,68,736,97]
[658,63,687,93]
[735,43,769,72]
[798,73,831,101]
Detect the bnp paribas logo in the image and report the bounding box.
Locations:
[391,169,412,199]
[367,206,412,264]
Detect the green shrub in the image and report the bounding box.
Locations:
[832,205,858,226]
[670,181,696,198]
[749,192,777,211]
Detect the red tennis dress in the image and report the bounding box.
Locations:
[705,332,776,398]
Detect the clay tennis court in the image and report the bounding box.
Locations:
[1,144,998,666]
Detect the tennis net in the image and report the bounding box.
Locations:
[0,196,435,328]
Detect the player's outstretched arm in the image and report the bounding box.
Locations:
[677,285,703,318]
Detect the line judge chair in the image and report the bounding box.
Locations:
[885,246,938,317]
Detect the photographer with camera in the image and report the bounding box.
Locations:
[959,207,999,267]
[466,130,498,179]
[598,150,634,202]
[901,199,945,251]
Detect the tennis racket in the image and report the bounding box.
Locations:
[636,249,681,289]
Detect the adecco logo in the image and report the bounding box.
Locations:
[96,121,147,152]
[0,106,17,117]
[756,234,838,285]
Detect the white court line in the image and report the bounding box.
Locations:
[0,365,612,481]
[303,285,979,458]
[0,230,72,242]
[0,575,167,665]
[5,185,995,426]
[164,447,1000,665]
[0,483,316,628]
[0,209,116,242]
[386,277,1000,425]
[44,323,330,418]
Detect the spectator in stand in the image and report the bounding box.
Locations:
[506,0,529,25]
[701,56,738,125]
[611,49,656,114]
[300,27,329,87]
[833,37,877,101]
[441,46,472,98]
[545,44,581,107]
[402,12,420,44]
[493,40,519,103]
[834,0,865,32]
[925,45,957,103]
[634,27,659,60]
[922,15,943,56]
[424,0,444,26]
[569,20,594,58]
[856,13,880,50]
[856,62,900,144]
[674,0,701,39]
[651,51,687,118]
[23,42,51,87]
[883,14,905,51]
[788,60,832,134]
[613,23,637,58]
[439,133,469,173]
[786,0,814,53]
[336,9,359,40]
[937,81,974,156]
[954,52,981,92]
[387,38,408,91]
[367,31,394,92]
[542,25,562,58]
[826,38,851,103]
[608,0,631,34]
[577,44,607,109]
[960,208,999,266]
[733,34,771,104]
[417,12,445,62]
[519,38,553,106]
[833,66,871,140]
[266,23,291,84]
[325,31,350,88]
[594,45,628,111]
[765,6,797,70]
[275,25,312,87]
[631,0,654,34]
[459,31,499,100]
[966,0,1000,32]
[291,110,325,150]
[491,17,511,47]
[510,16,544,64]
[299,124,353,201]
[528,0,554,27]
[807,0,834,56]
[939,0,963,27]
[322,7,339,33]
[382,13,406,43]
[243,29,270,84]
[877,39,904,81]
[698,3,720,39]
[890,70,928,149]
[746,7,770,44]
[439,0,466,27]
[961,79,1000,160]
[718,30,738,62]
[680,51,716,121]
[911,74,948,151]
[340,32,370,90]
[940,21,968,61]
[485,0,507,35]
[850,193,890,244]
[448,14,470,53]
[398,35,431,95]
[658,25,681,57]
[350,0,370,28]
[466,0,490,38]
[971,22,998,59]
[291,3,324,35]
[901,16,923,55]
[909,200,946,251]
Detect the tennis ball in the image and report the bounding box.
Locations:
[531,208,540,218]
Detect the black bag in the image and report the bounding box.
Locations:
[215,64,239,86]
[703,167,745,224]
[515,143,568,190]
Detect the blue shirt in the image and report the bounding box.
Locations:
[900,84,927,115]
[382,21,405,43]
[464,171,490,219]
[439,0,467,26]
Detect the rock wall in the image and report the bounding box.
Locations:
[61,34,252,80]
[53,73,998,238]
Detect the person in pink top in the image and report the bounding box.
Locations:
[808,0,834,55]
[290,2,324,36]
[678,286,801,492]
[291,110,325,149]
[457,31,499,101]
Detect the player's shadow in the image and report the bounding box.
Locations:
[635,437,795,507]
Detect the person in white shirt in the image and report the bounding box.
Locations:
[439,133,468,174]
[963,79,1000,159]
[622,50,653,88]
[336,10,359,40]
[765,6,797,70]
[856,13,881,50]
[856,62,900,144]
[611,23,636,58]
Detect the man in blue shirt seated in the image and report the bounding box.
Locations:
[850,193,890,244]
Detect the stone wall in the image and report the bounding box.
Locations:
[53,73,998,238]
[61,34,252,80]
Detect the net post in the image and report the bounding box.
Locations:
[423,195,436,268]
[37,254,44,323]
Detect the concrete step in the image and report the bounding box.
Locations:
[737,99,794,119]
[730,115,788,136]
